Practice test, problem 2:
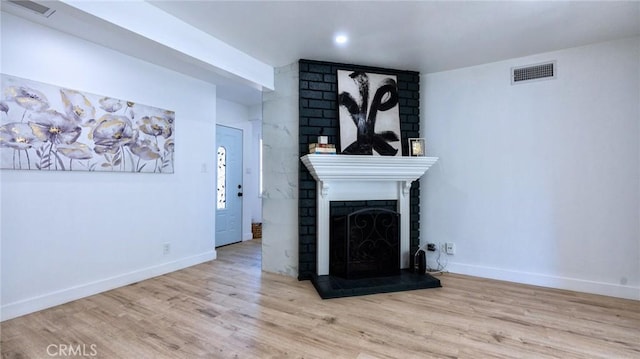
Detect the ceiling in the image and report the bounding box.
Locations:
[149,1,640,73]
[4,1,640,106]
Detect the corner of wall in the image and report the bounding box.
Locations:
[261,62,300,277]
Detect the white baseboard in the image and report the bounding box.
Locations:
[1,251,216,321]
[447,262,640,300]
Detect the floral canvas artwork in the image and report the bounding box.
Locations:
[0,74,175,173]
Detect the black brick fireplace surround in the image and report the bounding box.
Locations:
[298,59,421,280]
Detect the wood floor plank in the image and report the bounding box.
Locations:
[2,238,639,358]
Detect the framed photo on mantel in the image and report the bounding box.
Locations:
[408,138,426,156]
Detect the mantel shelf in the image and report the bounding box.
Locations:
[300,154,439,183]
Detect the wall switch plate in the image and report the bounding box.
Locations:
[163,243,171,255]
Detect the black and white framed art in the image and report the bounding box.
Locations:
[337,70,401,156]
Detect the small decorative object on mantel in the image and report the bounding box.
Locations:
[309,143,336,155]
[408,138,426,156]
[309,135,337,154]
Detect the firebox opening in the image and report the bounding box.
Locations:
[330,203,400,279]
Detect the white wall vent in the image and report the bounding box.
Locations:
[512,61,556,85]
[7,1,56,18]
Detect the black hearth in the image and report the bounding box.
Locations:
[330,208,400,279]
[314,205,441,299]
[311,270,442,299]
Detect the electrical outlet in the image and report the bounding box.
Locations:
[163,242,171,255]
[445,242,455,255]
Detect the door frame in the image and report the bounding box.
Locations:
[215,120,260,244]
[215,124,244,247]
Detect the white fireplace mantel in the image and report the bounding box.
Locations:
[300,154,438,275]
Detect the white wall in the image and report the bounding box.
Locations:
[1,13,218,320]
[250,115,263,224]
[216,99,262,240]
[261,63,299,276]
[422,37,640,299]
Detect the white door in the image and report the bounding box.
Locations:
[216,125,243,247]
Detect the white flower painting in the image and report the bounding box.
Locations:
[0,74,175,173]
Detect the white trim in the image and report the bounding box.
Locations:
[447,262,640,301]
[301,154,439,182]
[1,251,216,321]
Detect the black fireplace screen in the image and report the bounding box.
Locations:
[330,208,400,279]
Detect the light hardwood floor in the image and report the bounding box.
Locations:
[2,239,639,358]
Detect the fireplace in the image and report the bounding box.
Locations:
[331,207,400,279]
[301,154,438,276]
[301,154,441,298]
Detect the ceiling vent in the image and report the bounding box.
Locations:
[512,61,556,85]
[7,0,56,18]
